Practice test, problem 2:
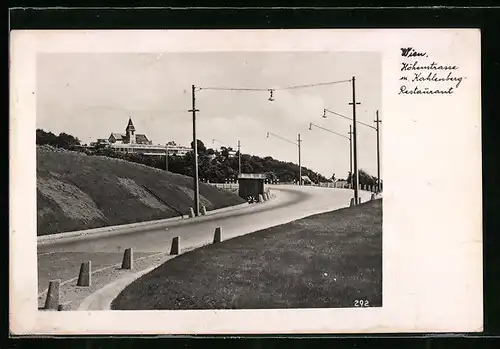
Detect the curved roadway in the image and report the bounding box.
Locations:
[38,185,372,296]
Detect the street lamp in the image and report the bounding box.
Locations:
[268,89,275,102]
[267,131,302,185]
[374,110,382,193]
[165,143,169,171]
[191,78,354,210]
[213,138,242,174]
[189,85,200,216]
[308,122,352,186]
[190,85,274,215]
[323,107,382,193]
[318,77,361,203]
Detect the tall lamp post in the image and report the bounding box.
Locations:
[213,138,242,174]
[191,78,353,208]
[267,132,302,185]
[309,122,352,185]
[323,107,381,193]
[165,144,169,171]
[349,77,361,204]
[374,110,382,193]
[189,85,200,216]
[237,140,241,174]
[349,125,353,187]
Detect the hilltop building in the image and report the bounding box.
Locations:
[89,118,192,156]
[108,118,152,145]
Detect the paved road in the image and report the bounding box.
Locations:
[38,185,372,293]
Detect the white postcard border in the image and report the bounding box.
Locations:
[10,29,482,334]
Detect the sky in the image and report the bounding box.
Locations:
[37,51,381,179]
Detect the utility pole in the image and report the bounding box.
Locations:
[374,110,382,193]
[349,125,353,188]
[237,140,241,174]
[165,144,169,171]
[309,122,351,186]
[349,76,361,204]
[266,132,301,185]
[298,133,302,186]
[189,85,200,216]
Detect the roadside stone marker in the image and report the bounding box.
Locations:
[44,279,60,310]
[170,236,180,255]
[258,194,264,203]
[201,205,207,215]
[189,207,195,218]
[213,227,222,243]
[57,301,72,311]
[121,248,134,270]
[350,198,355,207]
[77,261,91,287]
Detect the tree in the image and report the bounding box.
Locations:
[347,169,376,186]
[220,146,230,158]
[167,141,177,146]
[73,136,330,185]
[36,129,81,149]
[56,132,81,149]
[190,139,206,154]
[36,129,58,146]
[358,169,377,186]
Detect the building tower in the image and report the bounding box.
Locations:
[125,117,136,144]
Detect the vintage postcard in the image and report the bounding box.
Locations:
[9,29,482,335]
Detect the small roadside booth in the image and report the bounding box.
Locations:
[301,175,313,185]
[238,173,266,201]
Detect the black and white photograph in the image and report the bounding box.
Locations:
[10,29,482,335]
[35,50,383,312]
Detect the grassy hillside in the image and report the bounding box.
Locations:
[112,199,382,310]
[36,146,246,236]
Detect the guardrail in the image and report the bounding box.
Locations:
[207,181,382,192]
[210,183,239,190]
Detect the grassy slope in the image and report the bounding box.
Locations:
[112,199,382,310]
[37,147,245,236]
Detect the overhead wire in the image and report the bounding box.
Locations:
[199,79,351,92]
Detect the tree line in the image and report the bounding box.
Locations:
[36,129,81,149]
[36,128,379,185]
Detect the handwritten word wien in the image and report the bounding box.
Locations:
[401,47,428,58]
[399,47,466,96]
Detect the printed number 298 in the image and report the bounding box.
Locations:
[354,300,370,307]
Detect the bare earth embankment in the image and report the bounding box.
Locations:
[36,146,245,236]
[112,199,382,310]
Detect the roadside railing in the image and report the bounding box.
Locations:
[207,181,382,193]
[210,183,239,190]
